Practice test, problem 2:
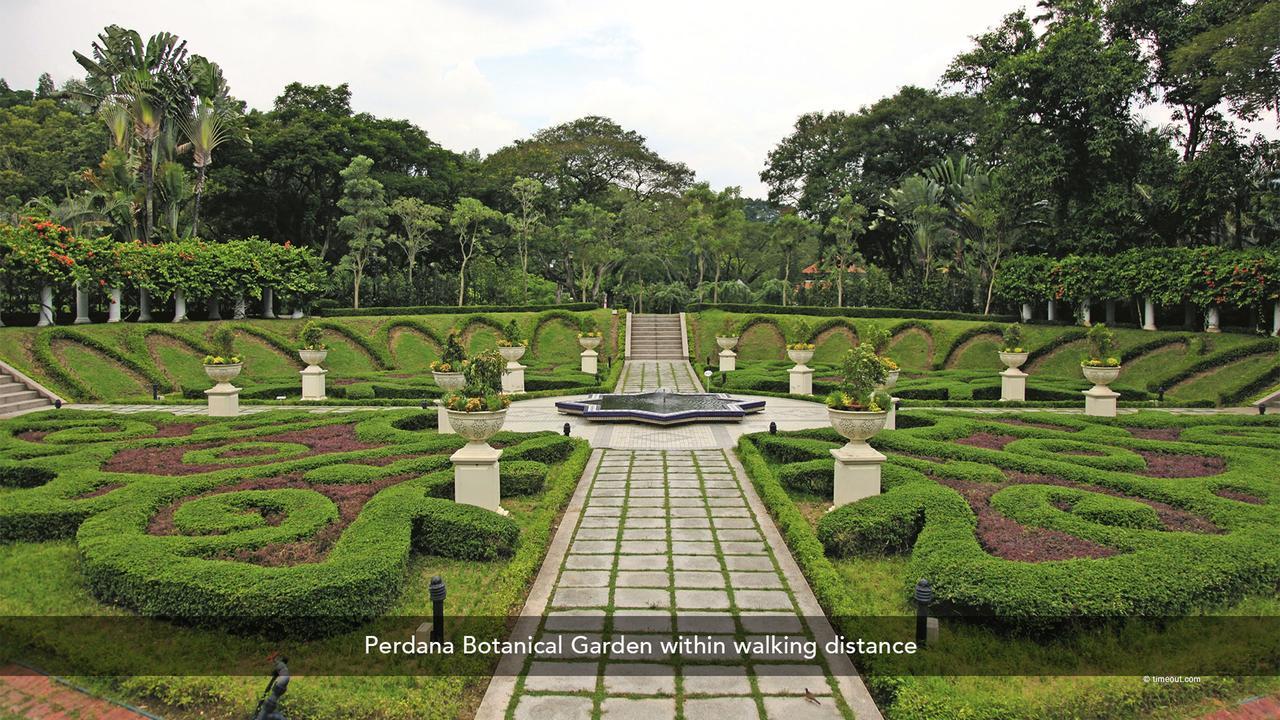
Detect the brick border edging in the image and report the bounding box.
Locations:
[724,450,885,720]
[472,448,604,720]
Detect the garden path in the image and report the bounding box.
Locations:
[474,447,883,720]
[0,666,155,719]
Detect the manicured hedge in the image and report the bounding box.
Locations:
[0,409,589,637]
[317,302,598,317]
[688,302,1016,322]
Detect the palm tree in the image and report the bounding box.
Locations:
[177,99,244,238]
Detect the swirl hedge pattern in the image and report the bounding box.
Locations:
[0,409,582,636]
[740,411,1279,625]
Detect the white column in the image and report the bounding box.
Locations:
[831,442,885,508]
[1272,301,1279,337]
[436,400,453,433]
[74,286,92,324]
[1000,368,1027,402]
[719,349,737,372]
[1020,302,1033,322]
[233,294,247,320]
[1206,305,1221,333]
[0,307,5,327]
[1046,300,1056,322]
[291,307,305,319]
[1142,297,1157,331]
[107,287,122,323]
[207,297,222,321]
[36,285,55,326]
[1079,297,1091,327]
[261,288,276,319]
[172,289,188,322]
[138,289,153,322]
[452,442,505,515]
[581,349,598,374]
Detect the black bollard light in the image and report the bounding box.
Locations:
[421,399,431,410]
[53,399,62,410]
[1157,386,1165,402]
[428,576,447,644]
[769,421,777,435]
[253,655,290,720]
[563,422,571,437]
[914,578,934,648]
[152,383,159,400]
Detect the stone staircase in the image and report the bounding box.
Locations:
[0,362,58,417]
[628,314,687,359]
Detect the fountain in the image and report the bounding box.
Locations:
[555,388,764,425]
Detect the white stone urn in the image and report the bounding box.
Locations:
[716,336,739,351]
[1081,363,1122,388]
[447,408,508,445]
[999,351,1029,370]
[498,345,527,364]
[787,348,815,366]
[204,363,243,385]
[432,371,467,392]
[299,349,328,366]
[879,369,900,390]
[827,408,889,451]
[578,335,602,351]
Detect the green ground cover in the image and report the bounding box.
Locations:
[0,409,591,719]
[736,410,1280,719]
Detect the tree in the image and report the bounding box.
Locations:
[506,177,544,303]
[450,197,502,306]
[823,195,869,306]
[773,214,817,306]
[177,98,245,237]
[884,176,949,281]
[1170,0,1280,124]
[336,155,387,309]
[389,196,444,291]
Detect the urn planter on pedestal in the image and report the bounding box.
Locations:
[999,351,1029,402]
[579,335,602,374]
[299,349,328,401]
[787,347,815,395]
[432,371,466,433]
[716,336,739,372]
[448,409,509,515]
[827,408,888,508]
[1081,363,1121,417]
[878,368,901,429]
[204,362,243,417]
[498,345,527,393]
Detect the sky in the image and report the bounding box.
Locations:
[0,0,1271,198]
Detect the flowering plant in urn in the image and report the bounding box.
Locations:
[431,329,469,391]
[443,350,511,444]
[999,323,1028,369]
[864,324,899,389]
[1081,323,1121,386]
[825,344,891,447]
[298,320,328,366]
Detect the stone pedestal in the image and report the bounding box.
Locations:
[1000,368,1027,402]
[789,365,813,395]
[501,363,526,393]
[719,349,736,372]
[831,443,886,508]
[36,285,55,327]
[1142,296,1157,331]
[1083,386,1119,418]
[206,383,241,417]
[1206,306,1221,333]
[74,287,92,324]
[138,289,153,323]
[885,398,899,430]
[261,288,276,319]
[436,399,453,434]
[301,365,328,401]
[172,288,188,322]
[581,349,598,375]
[451,443,506,515]
[108,288,122,323]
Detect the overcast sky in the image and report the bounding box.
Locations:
[3,0,1270,198]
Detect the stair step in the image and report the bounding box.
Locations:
[0,398,53,415]
[0,389,37,403]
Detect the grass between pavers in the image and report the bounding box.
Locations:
[0,408,592,720]
[506,449,858,720]
[734,412,1280,720]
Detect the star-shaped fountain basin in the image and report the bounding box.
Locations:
[555,390,765,425]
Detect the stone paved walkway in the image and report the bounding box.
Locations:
[619,360,702,393]
[476,448,881,720]
[0,666,154,719]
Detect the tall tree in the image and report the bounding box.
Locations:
[823,195,869,306]
[506,177,544,303]
[450,197,502,306]
[773,213,817,306]
[389,196,443,291]
[336,155,387,309]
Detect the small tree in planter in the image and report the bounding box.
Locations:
[203,325,243,382]
[443,350,512,438]
[716,317,739,351]
[785,321,815,364]
[999,323,1028,369]
[298,321,328,364]
[578,317,602,350]
[826,344,892,507]
[863,324,898,389]
[826,344,891,414]
[1081,322,1121,382]
[431,329,468,392]
[497,320,528,360]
